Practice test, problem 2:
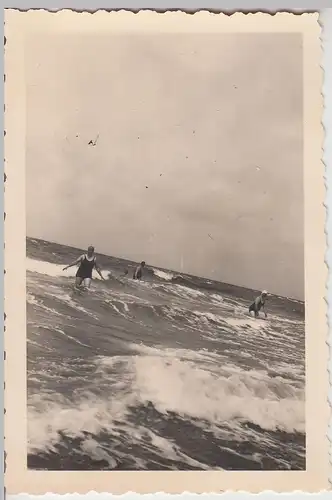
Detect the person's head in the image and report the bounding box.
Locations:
[261,290,268,298]
[141,261,146,267]
[87,245,95,257]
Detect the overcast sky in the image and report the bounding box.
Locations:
[26,32,303,299]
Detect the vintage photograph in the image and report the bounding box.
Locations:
[25,23,305,471]
[4,10,327,494]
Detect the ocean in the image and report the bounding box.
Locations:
[26,237,305,471]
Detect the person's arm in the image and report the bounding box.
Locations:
[262,302,267,318]
[63,255,83,271]
[133,266,138,279]
[94,260,105,280]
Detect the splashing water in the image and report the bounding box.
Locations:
[26,238,305,471]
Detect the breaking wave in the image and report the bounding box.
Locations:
[26,243,305,471]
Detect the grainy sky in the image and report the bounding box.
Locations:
[26,32,303,299]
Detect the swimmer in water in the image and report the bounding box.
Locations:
[133,261,146,280]
[63,245,105,288]
[249,290,268,318]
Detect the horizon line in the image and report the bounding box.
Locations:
[26,235,304,304]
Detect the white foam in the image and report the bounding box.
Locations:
[26,257,105,280]
[27,258,67,277]
[111,345,304,433]
[27,384,210,469]
[225,317,265,331]
[153,269,174,281]
[26,292,64,316]
[211,293,224,303]
[43,289,99,319]
[132,349,303,431]
[27,343,304,470]
[79,437,118,468]
[27,390,132,454]
[168,284,205,300]
[105,300,129,319]
[189,310,227,332]
[51,326,91,349]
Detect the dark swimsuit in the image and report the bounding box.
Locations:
[133,267,142,280]
[76,255,96,279]
[249,296,265,313]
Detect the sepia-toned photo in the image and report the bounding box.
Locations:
[4,9,328,494]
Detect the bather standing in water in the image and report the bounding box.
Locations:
[63,245,105,288]
[133,261,146,280]
[249,290,268,318]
